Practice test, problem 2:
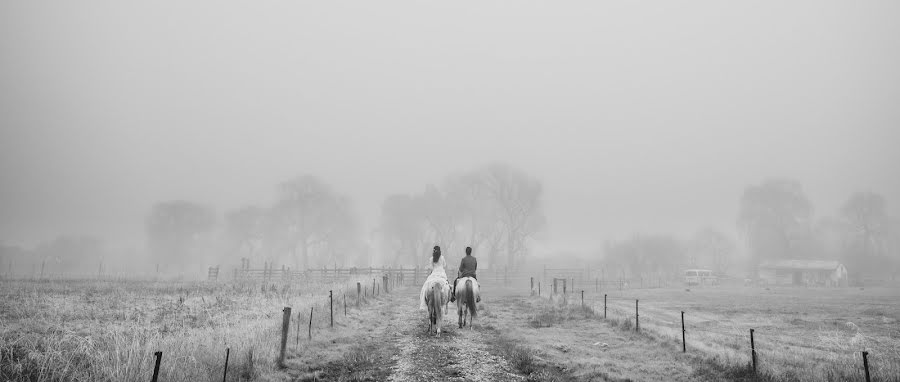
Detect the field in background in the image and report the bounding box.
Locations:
[572,285,900,381]
[0,276,377,381]
[2,271,899,382]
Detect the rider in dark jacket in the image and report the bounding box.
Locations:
[450,247,479,302]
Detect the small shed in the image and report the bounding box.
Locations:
[758,259,848,287]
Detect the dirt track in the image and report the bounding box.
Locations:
[293,286,526,381]
[386,289,522,382]
[292,285,740,381]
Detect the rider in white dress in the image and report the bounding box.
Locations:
[419,246,451,311]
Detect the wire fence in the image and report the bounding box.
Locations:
[526,275,900,382]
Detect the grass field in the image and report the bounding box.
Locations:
[578,285,900,381]
[0,276,377,381]
[2,276,898,382]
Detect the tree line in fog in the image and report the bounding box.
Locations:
[601,178,900,281]
[1,173,898,281]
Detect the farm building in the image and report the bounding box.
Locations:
[757,259,848,286]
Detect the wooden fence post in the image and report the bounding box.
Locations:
[635,300,639,332]
[357,282,361,306]
[530,277,534,295]
[308,307,313,340]
[343,293,347,316]
[538,282,541,296]
[581,290,584,307]
[681,311,686,352]
[750,329,756,373]
[279,307,291,367]
[329,290,333,328]
[296,310,301,346]
[151,351,162,382]
[604,294,607,318]
[222,348,230,382]
[862,351,870,382]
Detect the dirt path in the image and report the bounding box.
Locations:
[293,286,525,381]
[386,288,523,382]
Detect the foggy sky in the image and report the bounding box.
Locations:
[2,1,899,254]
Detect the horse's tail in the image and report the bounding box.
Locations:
[429,283,441,324]
[465,279,476,318]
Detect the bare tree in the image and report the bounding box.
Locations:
[146,200,215,270]
[691,228,735,275]
[738,178,812,262]
[839,192,893,278]
[478,163,545,268]
[380,193,429,265]
[420,184,462,260]
[603,234,685,280]
[444,172,506,267]
[840,192,889,258]
[224,205,266,262]
[270,175,357,269]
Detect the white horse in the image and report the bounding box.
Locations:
[455,277,479,329]
[424,280,448,335]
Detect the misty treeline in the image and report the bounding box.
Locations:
[1,174,898,281]
[600,178,900,282]
[0,162,544,278]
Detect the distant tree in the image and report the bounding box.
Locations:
[146,200,215,268]
[738,178,812,262]
[420,184,463,259]
[840,192,892,278]
[690,228,735,275]
[224,205,266,261]
[270,175,358,269]
[444,172,506,268]
[812,216,849,259]
[379,163,544,269]
[380,193,429,265]
[478,163,546,268]
[840,192,890,258]
[34,235,105,275]
[0,243,30,276]
[603,234,685,279]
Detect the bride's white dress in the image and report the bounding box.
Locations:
[419,255,451,310]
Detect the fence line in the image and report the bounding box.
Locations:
[142,265,424,380]
[529,276,895,381]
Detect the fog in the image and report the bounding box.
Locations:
[1,2,899,271]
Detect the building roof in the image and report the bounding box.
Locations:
[758,259,843,271]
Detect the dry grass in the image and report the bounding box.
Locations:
[585,286,900,382]
[0,276,377,381]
